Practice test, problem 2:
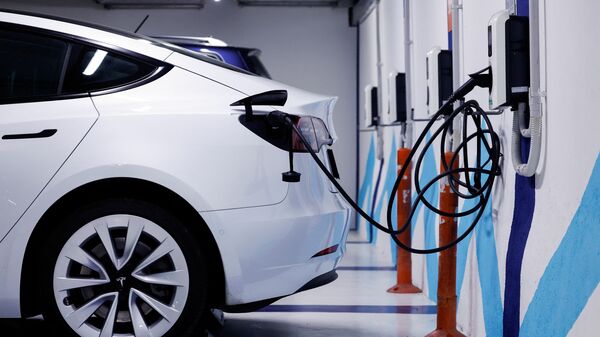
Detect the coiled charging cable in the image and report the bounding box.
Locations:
[270,67,501,254]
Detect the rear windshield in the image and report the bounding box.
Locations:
[173,44,271,79]
[241,49,271,79]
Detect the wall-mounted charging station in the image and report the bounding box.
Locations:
[364,85,379,127]
[426,47,453,116]
[388,72,407,123]
[488,11,530,109]
[488,10,540,177]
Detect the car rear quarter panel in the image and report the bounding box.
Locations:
[89,66,291,211]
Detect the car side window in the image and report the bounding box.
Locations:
[62,44,156,94]
[0,29,68,100]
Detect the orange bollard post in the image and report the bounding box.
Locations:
[426,152,465,337]
[388,148,421,294]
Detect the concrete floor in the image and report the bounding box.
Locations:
[222,232,436,337]
[0,232,437,336]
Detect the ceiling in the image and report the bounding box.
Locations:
[95,0,206,9]
[94,0,357,9]
[237,0,355,7]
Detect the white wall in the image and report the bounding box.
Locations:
[0,0,358,200]
[411,0,449,120]
[456,2,508,335]
[357,0,600,336]
[519,1,600,336]
[356,2,401,250]
[355,6,378,237]
[358,7,378,131]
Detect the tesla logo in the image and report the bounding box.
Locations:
[116,277,126,288]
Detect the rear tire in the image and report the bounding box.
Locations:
[40,198,208,337]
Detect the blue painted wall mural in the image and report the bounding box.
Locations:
[521,154,600,337]
[372,135,398,254]
[455,135,503,337]
[504,138,536,337]
[419,133,441,301]
[357,134,376,235]
[503,3,535,336]
[355,0,600,335]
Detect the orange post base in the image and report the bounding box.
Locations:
[387,148,421,294]
[425,152,465,337]
[425,328,466,337]
[387,283,422,294]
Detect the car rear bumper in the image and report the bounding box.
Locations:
[200,171,350,307]
[222,270,338,313]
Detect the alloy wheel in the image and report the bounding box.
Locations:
[53,214,189,337]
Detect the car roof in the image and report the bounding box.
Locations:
[0,9,176,61]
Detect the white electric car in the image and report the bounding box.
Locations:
[0,10,349,337]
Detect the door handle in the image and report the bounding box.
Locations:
[2,129,57,140]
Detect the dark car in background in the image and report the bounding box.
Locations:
[154,35,271,78]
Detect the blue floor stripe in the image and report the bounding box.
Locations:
[337,266,396,271]
[260,304,437,314]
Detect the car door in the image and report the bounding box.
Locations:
[0,26,98,241]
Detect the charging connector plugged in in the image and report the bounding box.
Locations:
[239,68,500,254]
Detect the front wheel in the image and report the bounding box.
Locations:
[41,198,208,337]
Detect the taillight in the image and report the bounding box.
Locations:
[291,116,333,152]
[239,113,332,153]
[311,244,339,258]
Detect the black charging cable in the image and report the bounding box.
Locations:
[268,67,501,254]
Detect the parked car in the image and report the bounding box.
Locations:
[154,35,272,78]
[0,9,349,337]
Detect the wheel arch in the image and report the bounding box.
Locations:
[20,177,226,317]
